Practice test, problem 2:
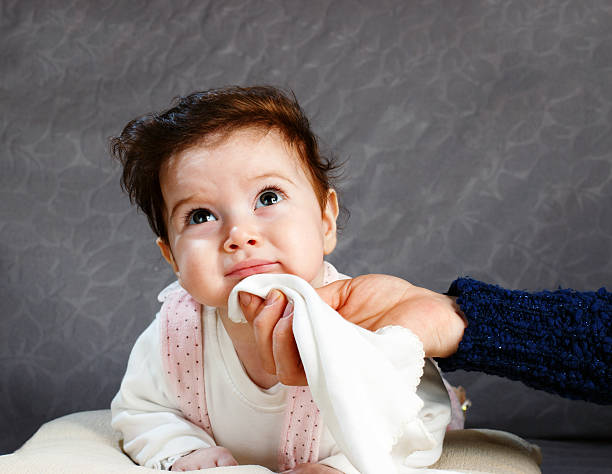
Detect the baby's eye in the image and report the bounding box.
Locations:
[188,209,217,225]
[255,189,284,208]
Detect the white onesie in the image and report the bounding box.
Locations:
[111,265,453,473]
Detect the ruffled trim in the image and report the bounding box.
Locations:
[375,325,425,390]
[374,325,434,453]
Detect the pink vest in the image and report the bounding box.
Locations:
[159,287,323,472]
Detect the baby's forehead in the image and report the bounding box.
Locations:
[202,126,294,153]
[167,127,305,172]
[160,127,316,189]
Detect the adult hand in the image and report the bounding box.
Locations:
[238,274,466,386]
[238,289,303,384]
[316,275,466,357]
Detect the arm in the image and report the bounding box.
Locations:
[438,278,612,405]
[240,275,612,404]
[111,318,219,469]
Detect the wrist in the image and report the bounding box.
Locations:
[417,294,466,358]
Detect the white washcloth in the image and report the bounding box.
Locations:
[228,273,454,474]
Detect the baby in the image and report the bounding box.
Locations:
[110,86,453,473]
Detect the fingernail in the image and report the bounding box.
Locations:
[264,289,281,307]
[282,300,294,318]
[239,292,251,307]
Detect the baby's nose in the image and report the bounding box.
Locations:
[223,225,258,251]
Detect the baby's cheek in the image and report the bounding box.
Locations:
[175,260,224,306]
[283,251,327,287]
[182,282,230,309]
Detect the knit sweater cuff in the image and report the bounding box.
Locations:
[436,278,612,404]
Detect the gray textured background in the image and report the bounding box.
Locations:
[2,0,611,460]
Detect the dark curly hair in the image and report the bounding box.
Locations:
[110,86,340,242]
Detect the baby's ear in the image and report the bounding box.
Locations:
[156,237,180,274]
[322,189,339,255]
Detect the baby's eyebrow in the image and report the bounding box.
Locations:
[249,172,295,185]
[169,195,200,222]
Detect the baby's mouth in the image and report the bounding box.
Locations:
[224,260,280,279]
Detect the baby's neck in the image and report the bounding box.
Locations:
[217,307,280,390]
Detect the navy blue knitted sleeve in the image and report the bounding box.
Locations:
[436,278,612,404]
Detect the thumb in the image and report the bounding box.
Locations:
[238,291,265,324]
[315,279,351,310]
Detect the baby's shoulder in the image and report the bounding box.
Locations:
[157,280,182,303]
[155,282,204,342]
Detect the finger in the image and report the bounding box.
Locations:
[251,290,288,374]
[238,291,266,324]
[217,454,239,467]
[273,313,307,386]
[217,448,238,466]
[316,279,369,326]
[315,279,348,310]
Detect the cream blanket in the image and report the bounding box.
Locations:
[0,411,541,473]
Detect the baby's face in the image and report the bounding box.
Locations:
[157,127,338,309]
